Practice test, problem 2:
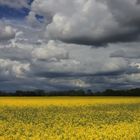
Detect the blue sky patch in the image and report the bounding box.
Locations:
[0,5,30,19]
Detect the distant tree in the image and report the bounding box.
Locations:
[0,88,140,96]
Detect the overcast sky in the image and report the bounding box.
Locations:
[0,0,140,91]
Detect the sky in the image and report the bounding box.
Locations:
[0,0,140,92]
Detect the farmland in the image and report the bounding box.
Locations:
[0,97,140,140]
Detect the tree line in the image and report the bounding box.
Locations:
[0,88,140,96]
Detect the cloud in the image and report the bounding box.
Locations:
[32,40,69,61]
[27,0,140,45]
[0,23,16,41]
[0,43,33,61]
[111,49,140,59]
[0,39,139,91]
[69,79,91,88]
[110,42,140,59]
[0,58,30,79]
[29,41,130,78]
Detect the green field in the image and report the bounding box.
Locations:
[0,97,140,140]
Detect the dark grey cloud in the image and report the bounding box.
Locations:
[110,50,140,59]
[57,30,140,46]
[27,0,140,46]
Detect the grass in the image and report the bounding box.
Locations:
[0,97,140,140]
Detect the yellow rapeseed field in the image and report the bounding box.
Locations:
[0,97,140,140]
